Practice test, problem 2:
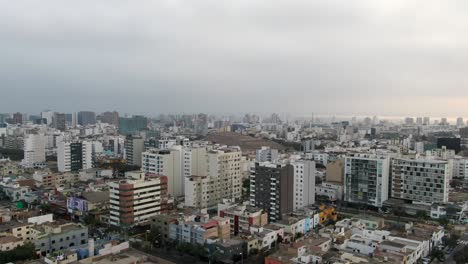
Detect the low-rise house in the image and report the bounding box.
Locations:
[218,202,268,236]
[0,235,24,251]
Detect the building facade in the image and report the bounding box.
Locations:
[109,172,169,226]
[344,154,390,208]
[391,158,450,204]
[250,162,294,222]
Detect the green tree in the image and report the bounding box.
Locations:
[454,245,468,264]
[0,242,37,263]
[416,210,428,219]
[447,233,460,248]
[430,248,445,262]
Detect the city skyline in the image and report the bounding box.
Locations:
[3,1,468,115]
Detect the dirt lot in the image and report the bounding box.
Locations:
[204,132,286,154]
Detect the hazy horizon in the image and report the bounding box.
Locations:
[3,0,468,116]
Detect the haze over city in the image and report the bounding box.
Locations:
[2,0,468,116]
[3,1,468,264]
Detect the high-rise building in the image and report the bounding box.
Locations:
[194,113,208,136]
[404,117,414,125]
[119,115,148,135]
[109,172,169,226]
[250,162,294,222]
[415,117,423,125]
[53,113,66,131]
[391,158,450,204]
[57,141,92,172]
[292,160,316,211]
[22,134,46,168]
[423,117,430,125]
[256,146,279,163]
[457,117,465,127]
[41,111,54,125]
[344,154,390,208]
[77,111,96,126]
[12,112,22,124]
[436,137,461,153]
[142,146,187,198]
[98,111,119,126]
[185,146,242,208]
[453,157,468,180]
[124,135,145,167]
[440,117,448,126]
[460,127,468,138]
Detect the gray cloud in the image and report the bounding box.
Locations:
[1,0,468,117]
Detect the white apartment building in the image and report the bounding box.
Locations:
[292,160,316,210]
[452,156,468,180]
[142,146,188,198]
[391,158,450,204]
[57,140,92,172]
[108,172,168,226]
[22,133,46,168]
[344,154,390,207]
[315,182,343,201]
[256,146,279,163]
[185,146,242,208]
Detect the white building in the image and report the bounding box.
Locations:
[22,133,46,168]
[344,154,390,207]
[292,160,316,210]
[142,146,188,198]
[256,146,279,163]
[452,156,468,180]
[185,146,242,208]
[315,182,343,201]
[57,140,93,172]
[391,158,450,204]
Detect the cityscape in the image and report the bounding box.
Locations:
[0,112,467,264]
[3,1,468,264]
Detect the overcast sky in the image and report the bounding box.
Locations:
[2,0,468,117]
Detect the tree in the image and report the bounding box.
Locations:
[430,248,445,262]
[447,233,460,248]
[454,245,468,264]
[438,217,450,227]
[416,210,428,219]
[0,242,37,263]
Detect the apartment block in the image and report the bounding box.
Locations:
[218,203,268,236]
[250,162,294,222]
[109,172,169,226]
[391,158,450,204]
[292,160,316,210]
[344,154,390,208]
[57,141,92,172]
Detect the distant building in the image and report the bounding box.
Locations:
[436,137,461,153]
[77,111,96,126]
[23,134,46,168]
[256,146,279,163]
[119,115,148,135]
[124,135,144,167]
[58,141,93,172]
[98,111,119,126]
[344,154,390,208]
[53,112,66,131]
[12,112,22,124]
